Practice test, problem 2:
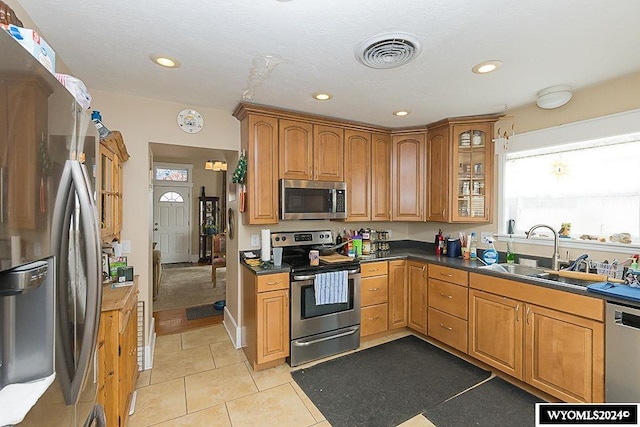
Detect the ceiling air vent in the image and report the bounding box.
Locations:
[355,32,421,69]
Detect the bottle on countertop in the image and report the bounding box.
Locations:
[335,230,342,247]
[469,232,477,260]
[506,237,516,264]
[483,237,498,265]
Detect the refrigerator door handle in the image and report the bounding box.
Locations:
[51,160,102,405]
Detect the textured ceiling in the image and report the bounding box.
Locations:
[16,0,640,128]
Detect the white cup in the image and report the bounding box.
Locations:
[272,247,283,267]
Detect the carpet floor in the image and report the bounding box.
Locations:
[153,264,226,312]
[423,376,544,426]
[291,335,491,427]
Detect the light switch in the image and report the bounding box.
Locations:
[250,234,260,247]
[121,240,131,254]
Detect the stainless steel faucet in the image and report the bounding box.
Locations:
[526,224,560,271]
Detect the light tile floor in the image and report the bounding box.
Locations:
[129,325,437,426]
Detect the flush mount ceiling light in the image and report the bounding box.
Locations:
[393,110,411,117]
[536,85,573,109]
[472,60,502,74]
[355,32,421,69]
[312,92,333,101]
[150,54,181,68]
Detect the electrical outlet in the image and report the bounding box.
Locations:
[250,234,260,247]
[481,232,493,243]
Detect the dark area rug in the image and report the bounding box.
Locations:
[291,335,491,427]
[185,304,224,320]
[423,376,544,427]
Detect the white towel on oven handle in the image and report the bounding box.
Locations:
[314,270,348,305]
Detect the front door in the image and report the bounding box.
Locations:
[153,186,191,264]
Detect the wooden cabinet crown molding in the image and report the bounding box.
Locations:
[100,130,129,162]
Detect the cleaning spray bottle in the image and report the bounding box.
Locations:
[483,237,499,265]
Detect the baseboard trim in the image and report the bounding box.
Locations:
[223,306,242,349]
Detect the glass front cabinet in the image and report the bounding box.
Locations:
[198,196,220,263]
[452,123,493,222]
[427,118,497,223]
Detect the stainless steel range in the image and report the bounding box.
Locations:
[271,230,361,366]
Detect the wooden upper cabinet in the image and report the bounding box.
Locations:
[313,124,344,181]
[391,132,425,221]
[279,119,313,180]
[344,130,371,221]
[244,114,279,224]
[280,121,344,182]
[371,133,391,221]
[451,122,494,223]
[426,124,450,222]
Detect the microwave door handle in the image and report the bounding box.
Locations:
[331,189,337,213]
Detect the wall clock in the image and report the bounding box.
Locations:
[177,109,203,134]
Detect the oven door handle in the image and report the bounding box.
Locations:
[292,326,360,347]
[293,269,359,281]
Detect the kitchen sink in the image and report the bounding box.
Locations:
[479,263,549,278]
[478,263,590,288]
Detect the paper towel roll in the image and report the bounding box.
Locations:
[11,235,21,267]
[261,229,271,261]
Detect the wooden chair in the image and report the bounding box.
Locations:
[211,233,226,287]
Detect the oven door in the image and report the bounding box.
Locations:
[290,269,360,340]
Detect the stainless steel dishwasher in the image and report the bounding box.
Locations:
[606,302,640,402]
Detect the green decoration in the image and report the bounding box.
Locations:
[232,152,247,184]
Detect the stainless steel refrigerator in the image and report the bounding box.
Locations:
[0,30,105,426]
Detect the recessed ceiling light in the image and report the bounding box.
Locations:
[472,60,502,74]
[312,92,333,101]
[393,110,411,116]
[150,55,181,68]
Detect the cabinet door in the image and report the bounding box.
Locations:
[469,289,523,380]
[245,114,279,224]
[426,125,450,221]
[391,133,425,221]
[407,261,427,333]
[344,130,371,221]
[257,289,290,363]
[7,80,48,229]
[313,124,344,181]
[279,119,313,180]
[388,260,407,329]
[451,123,493,222]
[99,144,114,239]
[525,304,604,402]
[371,133,391,221]
[113,153,122,238]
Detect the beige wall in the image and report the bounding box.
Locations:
[89,89,240,352]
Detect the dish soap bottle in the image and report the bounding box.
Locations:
[506,237,515,264]
[483,237,499,265]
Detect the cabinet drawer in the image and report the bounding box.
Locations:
[119,291,137,333]
[361,261,388,278]
[257,272,289,292]
[427,308,468,353]
[361,275,388,306]
[428,264,468,286]
[428,279,468,320]
[361,303,388,337]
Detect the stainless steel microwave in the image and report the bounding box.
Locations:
[279,179,347,220]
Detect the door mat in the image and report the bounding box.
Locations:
[291,335,491,427]
[185,304,224,321]
[423,376,544,427]
[164,262,194,269]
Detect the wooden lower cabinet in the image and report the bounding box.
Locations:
[407,261,427,333]
[388,260,407,329]
[427,264,469,352]
[525,304,604,403]
[469,273,605,403]
[469,289,523,379]
[427,308,467,353]
[360,261,389,337]
[242,267,290,370]
[98,279,138,427]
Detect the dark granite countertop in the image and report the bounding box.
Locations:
[240,247,640,308]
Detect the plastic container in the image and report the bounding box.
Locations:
[483,238,498,265]
[469,232,477,260]
[506,238,515,264]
